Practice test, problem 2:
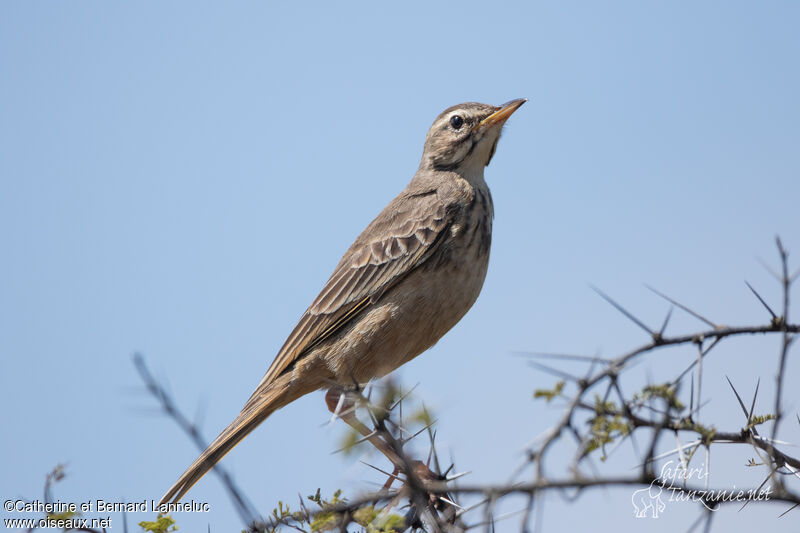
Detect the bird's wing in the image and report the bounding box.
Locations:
[252,189,450,394]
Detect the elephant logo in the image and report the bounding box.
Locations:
[631,481,666,518]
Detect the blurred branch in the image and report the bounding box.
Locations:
[133,354,261,529]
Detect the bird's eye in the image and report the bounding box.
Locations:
[449,115,464,130]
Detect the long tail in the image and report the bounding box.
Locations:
[159,374,298,505]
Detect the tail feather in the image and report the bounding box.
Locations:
[159,380,292,505]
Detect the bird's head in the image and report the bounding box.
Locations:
[419,99,526,175]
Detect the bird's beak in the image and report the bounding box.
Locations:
[478,98,527,130]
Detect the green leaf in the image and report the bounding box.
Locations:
[139,513,178,533]
[533,380,565,402]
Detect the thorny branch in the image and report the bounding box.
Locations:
[133,239,798,532]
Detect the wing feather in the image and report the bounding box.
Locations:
[250,190,450,395]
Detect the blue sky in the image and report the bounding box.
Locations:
[1,2,798,532]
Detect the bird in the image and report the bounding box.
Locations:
[159,98,526,504]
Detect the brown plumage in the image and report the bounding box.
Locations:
[159,99,525,504]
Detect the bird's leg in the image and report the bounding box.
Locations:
[324,389,446,489]
[325,388,459,526]
[325,387,406,471]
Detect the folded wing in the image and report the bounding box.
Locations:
[249,190,450,398]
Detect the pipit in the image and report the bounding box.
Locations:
[160,98,526,504]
